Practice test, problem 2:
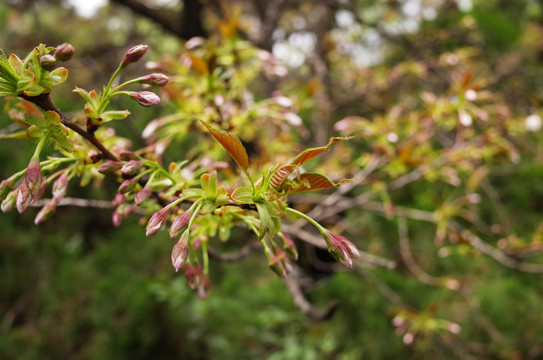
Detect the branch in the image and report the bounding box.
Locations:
[398,218,460,290]
[452,222,543,274]
[110,0,183,38]
[283,271,339,321]
[19,93,119,161]
[207,242,260,262]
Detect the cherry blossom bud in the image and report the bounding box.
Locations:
[146,203,174,236]
[120,44,148,68]
[121,160,143,177]
[134,185,151,205]
[39,54,56,71]
[1,190,17,213]
[184,264,210,299]
[171,233,189,272]
[24,158,43,197]
[280,233,298,260]
[112,209,123,227]
[52,173,69,202]
[325,231,360,268]
[0,173,24,199]
[114,193,126,206]
[54,43,75,61]
[16,183,31,214]
[138,73,170,86]
[169,210,191,238]
[130,91,160,107]
[98,160,123,173]
[35,200,57,224]
[118,177,138,194]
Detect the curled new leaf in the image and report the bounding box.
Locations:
[290,136,353,166]
[200,120,249,170]
[283,173,356,194]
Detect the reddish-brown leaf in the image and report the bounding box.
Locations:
[200,120,249,170]
[284,173,336,194]
[290,136,353,166]
[269,164,296,190]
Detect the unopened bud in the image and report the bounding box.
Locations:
[146,203,174,236]
[39,54,56,71]
[325,231,360,268]
[35,200,57,224]
[52,173,69,202]
[98,160,123,173]
[120,44,148,68]
[16,184,31,214]
[138,73,169,86]
[121,160,143,177]
[134,185,151,205]
[118,177,138,194]
[170,210,191,238]
[1,190,17,213]
[54,43,75,61]
[24,158,43,196]
[171,233,190,272]
[280,233,298,260]
[130,91,160,107]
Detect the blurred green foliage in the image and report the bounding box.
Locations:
[1,0,543,359]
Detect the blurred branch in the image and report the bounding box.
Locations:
[33,197,114,209]
[398,218,460,290]
[452,222,543,274]
[283,270,339,321]
[207,242,260,262]
[110,0,206,39]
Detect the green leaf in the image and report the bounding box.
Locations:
[231,186,253,204]
[290,136,353,166]
[102,110,131,122]
[200,172,218,196]
[41,67,68,87]
[200,120,249,171]
[24,113,49,128]
[255,202,275,240]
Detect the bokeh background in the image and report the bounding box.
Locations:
[1,1,543,359]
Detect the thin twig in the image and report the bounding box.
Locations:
[283,270,339,321]
[398,218,460,290]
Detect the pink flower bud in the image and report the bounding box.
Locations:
[54,43,75,61]
[169,210,191,238]
[138,73,170,86]
[280,233,298,260]
[35,200,57,224]
[0,173,24,199]
[325,231,360,268]
[24,158,43,197]
[134,185,151,205]
[1,190,17,213]
[39,54,56,71]
[16,184,31,214]
[98,160,123,173]
[118,177,138,194]
[112,209,123,227]
[114,193,126,206]
[130,91,160,107]
[184,264,210,299]
[171,233,190,272]
[121,160,143,177]
[52,173,69,202]
[146,203,174,236]
[120,44,148,68]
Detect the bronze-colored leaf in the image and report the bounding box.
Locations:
[284,173,335,194]
[269,164,296,190]
[290,136,353,166]
[200,120,249,170]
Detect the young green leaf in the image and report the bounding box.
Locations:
[200,120,249,170]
